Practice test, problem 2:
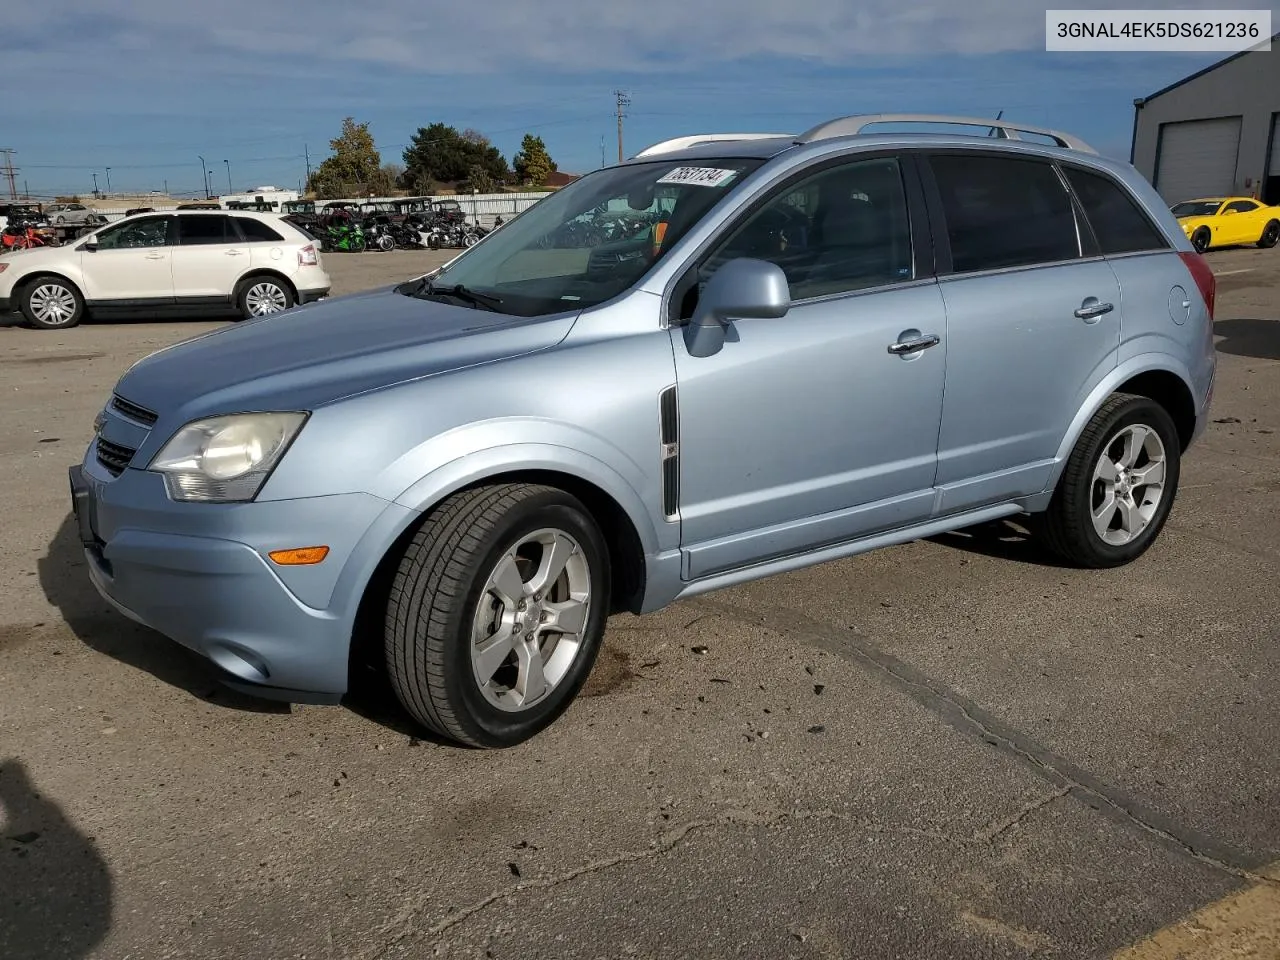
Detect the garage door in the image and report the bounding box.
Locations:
[1154,116,1242,203]
[1270,114,1280,176]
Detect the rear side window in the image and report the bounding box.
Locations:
[235,217,285,242]
[929,154,1079,272]
[1063,167,1168,255]
[178,215,234,245]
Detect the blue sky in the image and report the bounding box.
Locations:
[2,0,1275,198]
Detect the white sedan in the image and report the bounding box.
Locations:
[0,210,331,329]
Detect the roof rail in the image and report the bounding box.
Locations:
[632,133,793,158]
[794,114,1098,154]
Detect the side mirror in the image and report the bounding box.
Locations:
[683,257,790,358]
[82,237,99,251]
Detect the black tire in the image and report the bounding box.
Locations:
[234,275,294,320]
[385,483,611,748]
[1191,227,1211,253]
[376,233,395,252]
[19,275,85,330]
[1038,393,1181,568]
[1258,220,1280,249]
[54,216,66,225]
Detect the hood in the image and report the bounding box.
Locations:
[114,286,579,420]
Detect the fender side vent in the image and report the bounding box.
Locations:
[659,385,679,520]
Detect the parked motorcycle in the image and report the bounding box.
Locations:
[315,214,366,253]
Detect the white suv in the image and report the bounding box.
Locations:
[0,210,331,329]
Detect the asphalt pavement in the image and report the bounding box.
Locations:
[0,246,1277,960]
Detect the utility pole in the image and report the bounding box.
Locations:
[92,173,99,196]
[600,135,606,169]
[304,144,311,193]
[0,149,18,200]
[198,155,209,199]
[614,90,630,163]
[224,159,232,194]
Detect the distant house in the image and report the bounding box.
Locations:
[544,171,580,188]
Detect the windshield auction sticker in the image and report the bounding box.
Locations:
[656,167,739,187]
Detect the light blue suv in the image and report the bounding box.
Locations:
[70,115,1217,747]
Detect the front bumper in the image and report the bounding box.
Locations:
[297,287,330,305]
[0,295,12,313]
[69,460,415,703]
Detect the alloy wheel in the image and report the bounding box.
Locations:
[29,284,77,326]
[1090,424,1167,546]
[470,528,592,712]
[245,282,288,315]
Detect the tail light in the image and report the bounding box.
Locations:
[298,244,318,267]
[1177,251,1215,321]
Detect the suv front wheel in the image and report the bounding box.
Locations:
[20,276,85,330]
[385,483,611,748]
[1039,393,1181,568]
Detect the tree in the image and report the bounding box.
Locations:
[465,162,495,194]
[307,117,394,199]
[401,123,509,191]
[513,134,556,187]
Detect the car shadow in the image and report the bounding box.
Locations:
[1213,318,1280,361]
[928,517,1064,567]
[38,514,289,714]
[0,758,113,960]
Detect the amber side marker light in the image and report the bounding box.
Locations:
[268,546,330,566]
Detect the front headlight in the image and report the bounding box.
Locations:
[149,412,307,502]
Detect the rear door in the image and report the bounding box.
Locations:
[170,214,248,300]
[79,215,175,302]
[922,151,1122,513]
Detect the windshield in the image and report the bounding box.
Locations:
[1171,200,1224,218]
[420,157,764,316]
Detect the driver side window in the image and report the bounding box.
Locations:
[95,216,171,249]
[702,156,914,301]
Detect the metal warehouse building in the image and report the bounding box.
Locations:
[1131,34,1280,205]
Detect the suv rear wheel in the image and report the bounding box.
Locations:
[385,483,611,748]
[236,276,294,319]
[1039,393,1181,568]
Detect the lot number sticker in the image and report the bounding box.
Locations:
[656,167,739,187]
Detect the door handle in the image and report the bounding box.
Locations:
[887,334,941,355]
[1074,300,1114,320]
[144,252,165,260]
[225,249,243,256]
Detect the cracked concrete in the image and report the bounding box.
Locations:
[1,246,1277,959]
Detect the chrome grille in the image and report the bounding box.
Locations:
[96,438,137,477]
[110,394,158,426]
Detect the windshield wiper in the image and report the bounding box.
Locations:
[411,278,503,311]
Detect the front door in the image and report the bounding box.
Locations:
[1219,198,1263,245]
[78,214,174,302]
[170,214,249,300]
[922,151,1122,512]
[670,154,947,580]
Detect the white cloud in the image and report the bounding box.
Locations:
[11,0,1274,76]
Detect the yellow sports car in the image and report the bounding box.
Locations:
[1171,196,1280,252]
